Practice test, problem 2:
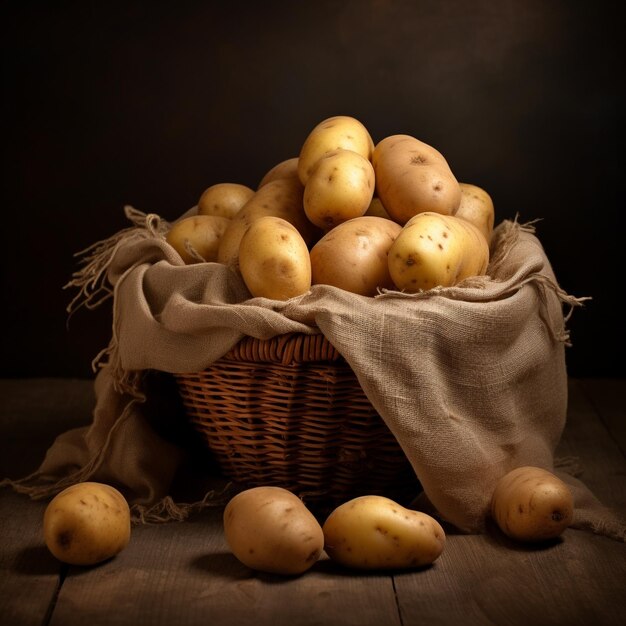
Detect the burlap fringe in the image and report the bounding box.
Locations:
[64,205,169,397]
[131,483,235,524]
[0,395,142,501]
[378,218,590,346]
[554,456,626,542]
[65,206,168,318]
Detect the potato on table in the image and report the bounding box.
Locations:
[223,486,324,575]
[322,495,446,570]
[491,466,574,542]
[43,481,131,566]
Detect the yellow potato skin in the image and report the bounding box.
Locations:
[310,216,401,296]
[322,495,446,570]
[365,196,391,220]
[373,134,462,224]
[223,486,324,575]
[217,177,320,270]
[491,466,574,542]
[43,482,131,566]
[197,182,255,219]
[298,115,374,185]
[238,215,312,300]
[304,149,375,230]
[258,157,300,188]
[456,183,495,243]
[388,212,489,292]
[165,215,230,264]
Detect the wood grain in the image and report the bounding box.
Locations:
[0,486,64,625]
[393,379,626,626]
[49,508,401,626]
[558,381,626,513]
[1,378,625,626]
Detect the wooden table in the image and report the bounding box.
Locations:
[1,378,624,626]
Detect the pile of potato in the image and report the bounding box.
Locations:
[41,465,573,572]
[222,465,574,576]
[40,117,575,572]
[165,115,496,298]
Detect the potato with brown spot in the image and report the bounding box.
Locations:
[491,466,574,542]
[238,215,312,300]
[322,495,445,570]
[298,115,374,185]
[388,212,489,292]
[455,183,495,243]
[310,216,402,296]
[197,182,255,219]
[43,482,131,566]
[304,149,375,230]
[372,134,462,224]
[217,177,320,270]
[165,215,230,264]
[223,486,324,575]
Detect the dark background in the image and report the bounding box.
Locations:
[2,0,624,378]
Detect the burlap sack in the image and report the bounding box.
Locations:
[4,206,625,539]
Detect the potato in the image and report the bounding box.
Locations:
[258,157,300,188]
[238,215,312,300]
[43,482,131,566]
[298,115,374,185]
[388,212,489,292]
[373,134,462,224]
[197,182,255,219]
[310,216,402,296]
[365,196,391,220]
[456,183,495,243]
[322,495,445,570]
[217,177,320,270]
[223,486,324,575]
[491,466,574,542]
[165,214,230,264]
[303,149,375,230]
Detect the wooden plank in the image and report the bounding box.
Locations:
[558,380,626,513]
[2,378,624,626]
[49,507,402,626]
[577,378,626,454]
[393,379,626,626]
[0,379,92,626]
[0,488,64,626]
[393,527,626,626]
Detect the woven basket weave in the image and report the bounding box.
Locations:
[175,333,418,509]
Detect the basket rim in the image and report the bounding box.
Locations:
[219,332,343,365]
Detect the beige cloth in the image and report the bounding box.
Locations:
[4,207,624,538]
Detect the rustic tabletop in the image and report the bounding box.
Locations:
[1,378,625,626]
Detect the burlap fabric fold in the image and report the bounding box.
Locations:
[4,206,624,539]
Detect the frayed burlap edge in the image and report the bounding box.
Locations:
[3,210,612,535]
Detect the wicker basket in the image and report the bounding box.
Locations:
[175,333,418,511]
